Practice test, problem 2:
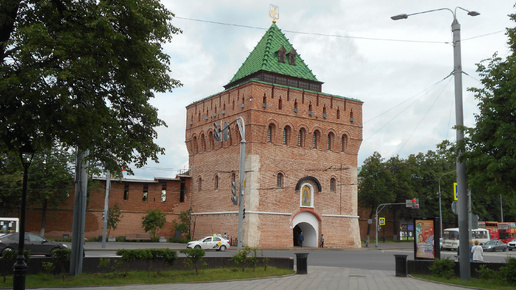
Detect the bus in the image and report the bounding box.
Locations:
[478,221,499,240]
[498,222,516,243]
[442,228,490,251]
[0,217,19,236]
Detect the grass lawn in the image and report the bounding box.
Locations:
[0,266,294,288]
[411,274,516,290]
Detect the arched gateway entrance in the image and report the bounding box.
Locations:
[292,211,319,247]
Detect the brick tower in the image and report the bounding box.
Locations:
[185,22,363,248]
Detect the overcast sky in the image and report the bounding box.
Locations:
[127,0,515,180]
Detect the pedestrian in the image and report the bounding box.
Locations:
[471,240,484,262]
[320,234,324,248]
[469,240,473,262]
[299,231,304,247]
[223,232,228,240]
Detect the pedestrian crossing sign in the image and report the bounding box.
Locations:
[379,217,385,225]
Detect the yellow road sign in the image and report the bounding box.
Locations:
[453,182,458,201]
[379,217,385,226]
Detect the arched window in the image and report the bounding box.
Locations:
[208,131,214,150]
[267,124,275,143]
[330,178,336,192]
[341,135,348,152]
[313,130,320,149]
[192,136,198,153]
[298,128,305,147]
[200,134,206,152]
[214,175,219,190]
[327,132,334,150]
[278,98,282,110]
[283,126,291,145]
[277,173,284,188]
[337,108,340,119]
[198,177,202,192]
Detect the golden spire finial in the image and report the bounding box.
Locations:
[269,4,279,23]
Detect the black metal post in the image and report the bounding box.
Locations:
[13,161,29,289]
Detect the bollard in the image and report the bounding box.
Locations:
[295,253,309,274]
[394,254,407,277]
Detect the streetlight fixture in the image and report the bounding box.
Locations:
[392,6,479,281]
[13,148,34,290]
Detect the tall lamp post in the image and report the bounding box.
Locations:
[392,7,479,281]
[13,149,34,290]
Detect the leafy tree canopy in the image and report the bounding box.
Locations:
[464,12,516,220]
[0,0,182,174]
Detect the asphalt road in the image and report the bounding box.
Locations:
[82,242,515,271]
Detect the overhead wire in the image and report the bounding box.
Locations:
[364,73,453,141]
[174,16,505,44]
[396,76,453,155]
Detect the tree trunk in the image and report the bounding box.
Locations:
[40,198,48,237]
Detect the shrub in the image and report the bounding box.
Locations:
[116,249,177,276]
[180,248,206,275]
[231,246,251,272]
[41,261,55,278]
[1,250,30,283]
[429,258,455,279]
[476,265,498,280]
[168,237,189,243]
[98,258,124,278]
[499,257,516,284]
[51,249,71,280]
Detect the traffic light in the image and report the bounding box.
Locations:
[231,181,238,205]
[213,122,221,142]
[412,198,419,209]
[222,122,229,141]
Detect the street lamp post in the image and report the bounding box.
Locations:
[392,7,479,281]
[13,149,34,290]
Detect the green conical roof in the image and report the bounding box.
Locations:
[227,23,319,85]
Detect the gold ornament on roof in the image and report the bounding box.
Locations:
[269,4,279,23]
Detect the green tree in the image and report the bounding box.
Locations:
[0,0,182,173]
[107,204,123,237]
[0,151,22,216]
[0,147,74,232]
[358,152,395,242]
[173,210,191,239]
[28,146,74,237]
[465,13,516,221]
[142,209,166,239]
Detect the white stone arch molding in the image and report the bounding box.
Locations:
[292,211,319,248]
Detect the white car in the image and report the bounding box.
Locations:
[508,238,516,251]
[186,236,230,251]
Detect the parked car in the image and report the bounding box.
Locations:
[508,238,516,251]
[186,236,230,252]
[0,233,67,256]
[481,239,507,252]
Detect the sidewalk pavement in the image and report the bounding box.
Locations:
[38,265,471,290]
[46,242,471,290]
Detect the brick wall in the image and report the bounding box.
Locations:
[186,81,363,248]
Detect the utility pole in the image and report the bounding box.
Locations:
[102,170,111,248]
[70,148,88,275]
[214,117,246,250]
